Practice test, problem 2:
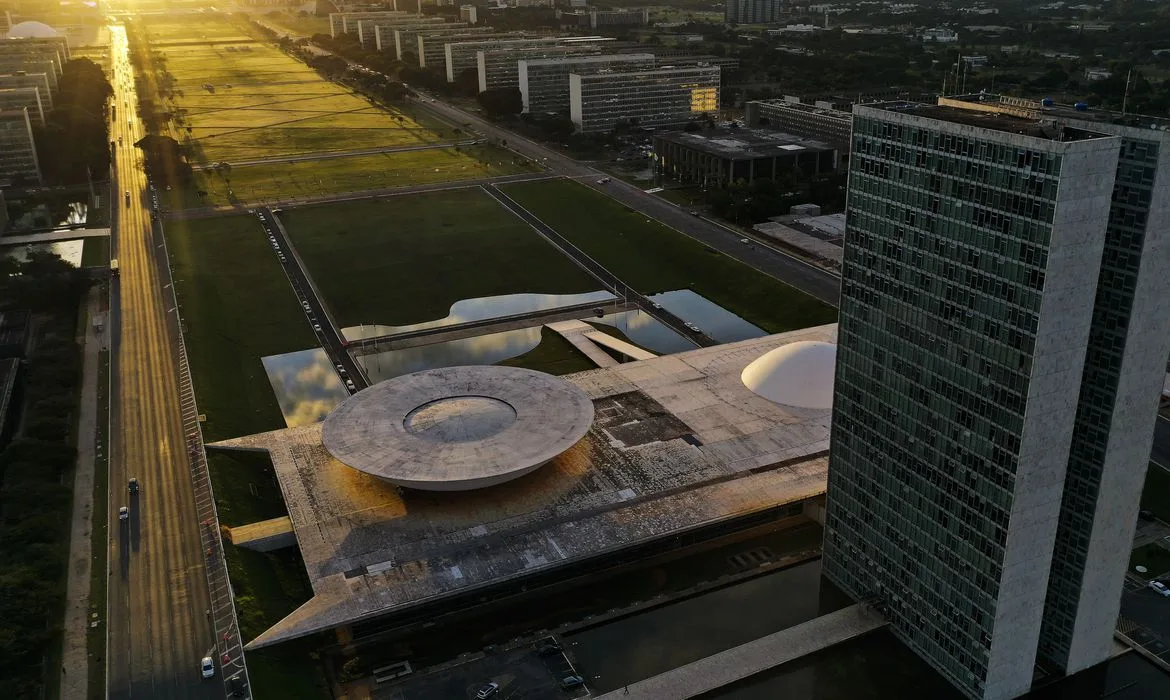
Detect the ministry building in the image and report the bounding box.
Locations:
[569,64,719,133]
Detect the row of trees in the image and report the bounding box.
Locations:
[31,58,114,185]
[0,253,91,696]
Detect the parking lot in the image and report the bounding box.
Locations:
[371,638,588,700]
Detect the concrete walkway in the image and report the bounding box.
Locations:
[0,228,111,246]
[595,603,886,700]
[61,286,107,698]
[584,330,656,360]
[546,320,618,368]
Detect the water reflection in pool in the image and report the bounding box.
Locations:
[648,289,765,344]
[359,326,544,384]
[261,348,351,428]
[591,309,696,355]
[341,290,616,341]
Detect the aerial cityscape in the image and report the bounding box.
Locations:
[3,0,1170,699]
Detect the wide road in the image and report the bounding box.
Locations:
[106,26,221,700]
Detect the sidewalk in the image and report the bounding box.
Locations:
[61,286,108,699]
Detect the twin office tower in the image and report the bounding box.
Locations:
[826,96,1170,700]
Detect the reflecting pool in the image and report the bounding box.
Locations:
[261,348,351,428]
[359,326,545,384]
[340,290,616,340]
[591,308,696,355]
[648,289,766,344]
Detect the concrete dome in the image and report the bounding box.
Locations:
[6,21,61,39]
[322,365,594,491]
[741,340,836,409]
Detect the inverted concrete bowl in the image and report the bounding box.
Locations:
[321,365,595,491]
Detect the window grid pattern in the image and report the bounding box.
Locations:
[1038,136,1160,664]
[825,115,1064,698]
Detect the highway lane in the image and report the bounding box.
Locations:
[106,26,222,700]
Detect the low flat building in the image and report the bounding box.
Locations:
[460,4,477,23]
[477,42,608,92]
[0,107,41,185]
[744,98,853,151]
[569,64,720,133]
[0,86,44,124]
[328,10,412,37]
[356,16,446,48]
[0,72,52,109]
[654,128,837,187]
[216,325,838,650]
[519,52,656,114]
[447,35,610,83]
[0,51,61,84]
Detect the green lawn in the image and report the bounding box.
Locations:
[497,327,595,375]
[1130,542,1170,578]
[81,236,109,267]
[224,545,328,699]
[168,145,532,210]
[278,189,599,328]
[207,449,288,528]
[166,215,315,441]
[1141,463,1170,521]
[501,180,838,333]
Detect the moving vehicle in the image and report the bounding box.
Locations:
[201,656,215,678]
[124,190,130,205]
[110,259,119,276]
[1149,580,1170,597]
[535,638,561,656]
[128,477,138,494]
[475,682,499,699]
[596,177,611,184]
[118,506,128,521]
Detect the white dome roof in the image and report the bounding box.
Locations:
[7,21,60,39]
[741,340,836,409]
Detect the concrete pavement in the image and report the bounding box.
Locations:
[61,286,107,699]
[0,228,111,245]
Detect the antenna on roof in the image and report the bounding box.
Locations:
[1122,68,1133,116]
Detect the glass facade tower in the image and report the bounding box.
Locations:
[824,100,1170,700]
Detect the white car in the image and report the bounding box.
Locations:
[1149,580,1170,597]
[118,506,128,521]
[201,656,215,678]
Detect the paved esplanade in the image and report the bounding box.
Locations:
[322,365,594,490]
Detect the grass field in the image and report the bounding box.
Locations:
[207,450,288,528]
[166,215,315,441]
[167,145,532,209]
[502,180,838,333]
[278,188,599,327]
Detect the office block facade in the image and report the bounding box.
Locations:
[825,98,1170,700]
[373,18,448,52]
[0,107,41,184]
[460,5,477,24]
[569,65,719,133]
[0,72,52,109]
[443,35,564,82]
[726,0,787,25]
[745,98,853,150]
[0,36,69,67]
[477,43,608,92]
[329,10,410,37]
[520,53,655,114]
[0,51,61,86]
[356,16,444,47]
[589,9,649,27]
[0,86,44,124]
[392,24,475,61]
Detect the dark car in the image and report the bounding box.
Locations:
[128,477,139,494]
[560,675,584,690]
[535,638,561,656]
[228,674,247,697]
[1139,509,1157,521]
